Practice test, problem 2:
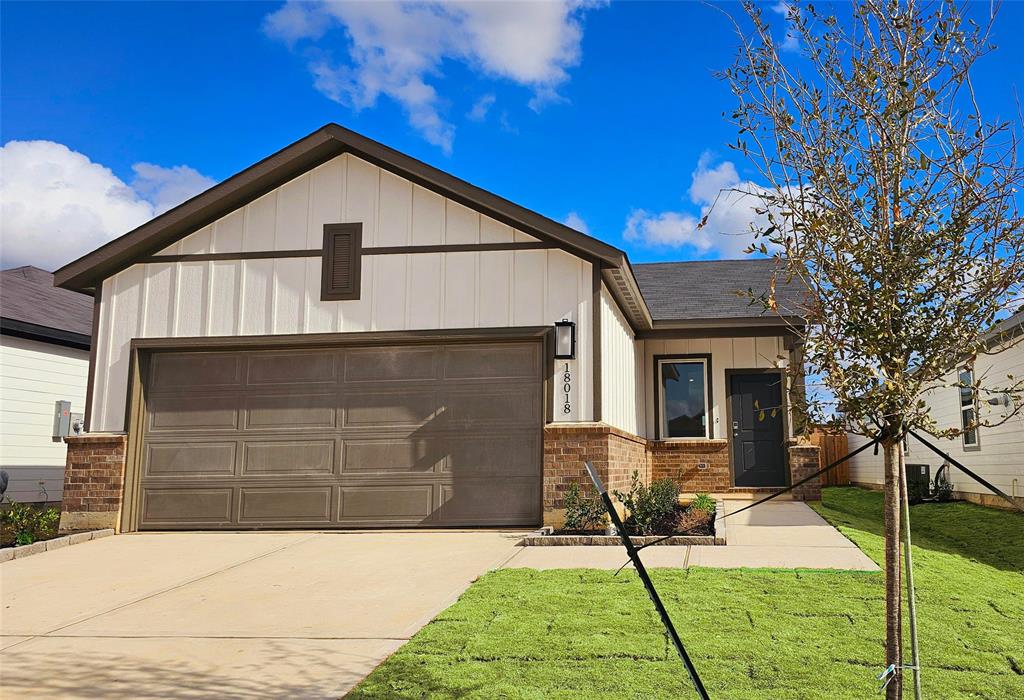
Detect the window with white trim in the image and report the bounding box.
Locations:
[657,358,710,439]
[958,366,979,448]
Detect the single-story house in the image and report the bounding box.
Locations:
[1,266,92,502]
[848,310,1024,509]
[53,123,815,533]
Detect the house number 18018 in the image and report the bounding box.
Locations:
[562,362,572,414]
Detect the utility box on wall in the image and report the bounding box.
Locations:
[52,400,72,442]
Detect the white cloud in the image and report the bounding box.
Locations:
[622,152,772,258]
[563,211,590,235]
[467,93,496,122]
[263,1,604,152]
[0,140,214,271]
[131,163,216,216]
[772,2,801,53]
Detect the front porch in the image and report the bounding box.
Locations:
[541,423,821,525]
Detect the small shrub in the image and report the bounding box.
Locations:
[563,482,606,531]
[689,493,716,514]
[1,500,60,546]
[676,507,714,535]
[614,471,680,535]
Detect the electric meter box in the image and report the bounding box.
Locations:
[52,400,72,442]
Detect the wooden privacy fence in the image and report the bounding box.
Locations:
[809,430,850,486]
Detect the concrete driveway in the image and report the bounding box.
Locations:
[0,530,523,699]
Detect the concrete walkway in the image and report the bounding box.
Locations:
[502,501,878,571]
[0,530,523,699]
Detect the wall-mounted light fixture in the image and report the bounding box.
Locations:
[554,319,576,359]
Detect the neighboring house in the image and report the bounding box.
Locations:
[53,123,812,533]
[0,266,92,502]
[847,310,1024,509]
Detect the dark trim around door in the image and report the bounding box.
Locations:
[592,263,603,423]
[82,285,102,432]
[119,326,554,532]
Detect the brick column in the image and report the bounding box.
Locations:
[788,443,822,501]
[542,423,652,526]
[59,433,128,533]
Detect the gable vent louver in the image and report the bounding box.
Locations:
[321,223,362,301]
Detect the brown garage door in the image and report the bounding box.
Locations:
[135,341,543,530]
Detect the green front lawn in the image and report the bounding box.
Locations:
[348,488,1024,699]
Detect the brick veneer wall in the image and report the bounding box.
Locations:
[650,439,732,493]
[542,425,824,523]
[788,443,822,501]
[542,424,649,515]
[607,429,652,495]
[59,433,127,533]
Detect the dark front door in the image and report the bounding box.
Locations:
[729,372,787,487]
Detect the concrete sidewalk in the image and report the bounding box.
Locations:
[501,501,878,571]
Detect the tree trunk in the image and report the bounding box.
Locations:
[883,439,903,699]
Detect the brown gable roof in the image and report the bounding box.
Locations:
[1,266,92,348]
[53,123,630,294]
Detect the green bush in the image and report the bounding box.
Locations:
[562,482,606,531]
[613,471,680,535]
[689,493,716,514]
[1,500,60,546]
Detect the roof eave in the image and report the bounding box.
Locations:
[649,315,806,330]
[602,262,654,330]
[0,317,91,350]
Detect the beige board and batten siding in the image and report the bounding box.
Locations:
[89,153,594,432]
[847,337,1024,499]
[641,335,790,440]
[599,284,643,436]
[0,335,89,502]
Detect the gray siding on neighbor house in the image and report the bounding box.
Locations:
[1,335,89,502]
[848,332,1024,498]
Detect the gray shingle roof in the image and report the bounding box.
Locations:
[632,259,807,323]
[983,309,1023,345]
[1,266,93,337]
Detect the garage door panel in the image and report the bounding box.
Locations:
[445,435,539,477]
[144,442,237,477]
[441,386,541,425]
[148,395,240,432]
[141,488,234,524]
[340,485,434,520]
[241,440,335,475]
[343,347,436,382]
[442,344,539,379]
[149,353,243,390]
[342,438,441,474]
[438,479,538,525]
[247,351,337,385]
[239,487,332,523]
[245,393,337,429]
[343,389,438,428]
[138,340,542,530]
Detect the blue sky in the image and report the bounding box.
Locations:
[2,1,1022,271]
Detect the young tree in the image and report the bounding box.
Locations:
[718,1,1024,696]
